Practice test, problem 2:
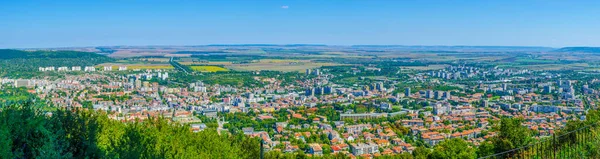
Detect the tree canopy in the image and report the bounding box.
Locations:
[0,103,261,159]
[429,138,476,159]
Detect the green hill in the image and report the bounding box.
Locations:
[0,49,109,59]
[0,49,114,78]
[552,47,600,53]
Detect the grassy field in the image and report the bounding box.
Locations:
[137,58,171,62]
[190,66,229,72]
[127,65,174,70]
[401,64,449,71]
[514,58,555,64]
[583,66,600,72]
[181,58,342,72]
[258,59,304,63]
[97,64,174,70]
[226,62,341,72]
[499,63,589,71]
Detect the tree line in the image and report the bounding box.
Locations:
[0,49,110,59]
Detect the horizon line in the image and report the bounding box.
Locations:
[6,44,598,50]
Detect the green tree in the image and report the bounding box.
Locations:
[492,118,532,154]
[412,146,431,159]
[322,144,332,155]
[476,141,495,158]
[429,138,476,159]
[0,101,264,159]
[0,104,65,158]
[0,127,13,159]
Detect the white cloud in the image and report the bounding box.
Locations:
[281,5,289,9]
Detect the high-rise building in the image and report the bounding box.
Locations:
[433,103,449,115]
[315,87,324,95]
[557,80,563,87]
[305,88,315,96]
[482,100,489,107]
[543,85,552,93]
[162,72,169,80]
[444,91,451,99]
[405,88,411,97]
[569,86,575,94]
[135,80,142,88]
[313,69,320,76]
[437,91,445,99]
[324,86,332,94]
[426,90,434,99]
[84,66,96,72]
[375,82,384,91]
[129,77,136,88]
[14,80,29,88]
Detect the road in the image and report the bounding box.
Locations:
[169,57,189,74]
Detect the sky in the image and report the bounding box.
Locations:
[1,0,599,48]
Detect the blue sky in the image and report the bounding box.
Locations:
[1,0,599,48]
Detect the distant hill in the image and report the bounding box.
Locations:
[552,47,600,53]
[173,51,230,54]
[350,45,554,52]
[207,44,327,47]
[95,47,117,54]
[0,49,114,78]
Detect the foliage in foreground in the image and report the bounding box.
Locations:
[0,103,260,159]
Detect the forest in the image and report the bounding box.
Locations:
[0,49,110,59]
[0,49,114,78]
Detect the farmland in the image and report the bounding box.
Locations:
[226,62,341,72]
[189,66,229,72]
[97,64,174,70]
[179,58,343,72]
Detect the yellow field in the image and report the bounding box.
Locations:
[179,61,232,65]
[190,66,229,72]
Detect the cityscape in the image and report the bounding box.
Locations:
[2,0,600,159]
[2,45,600,158]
